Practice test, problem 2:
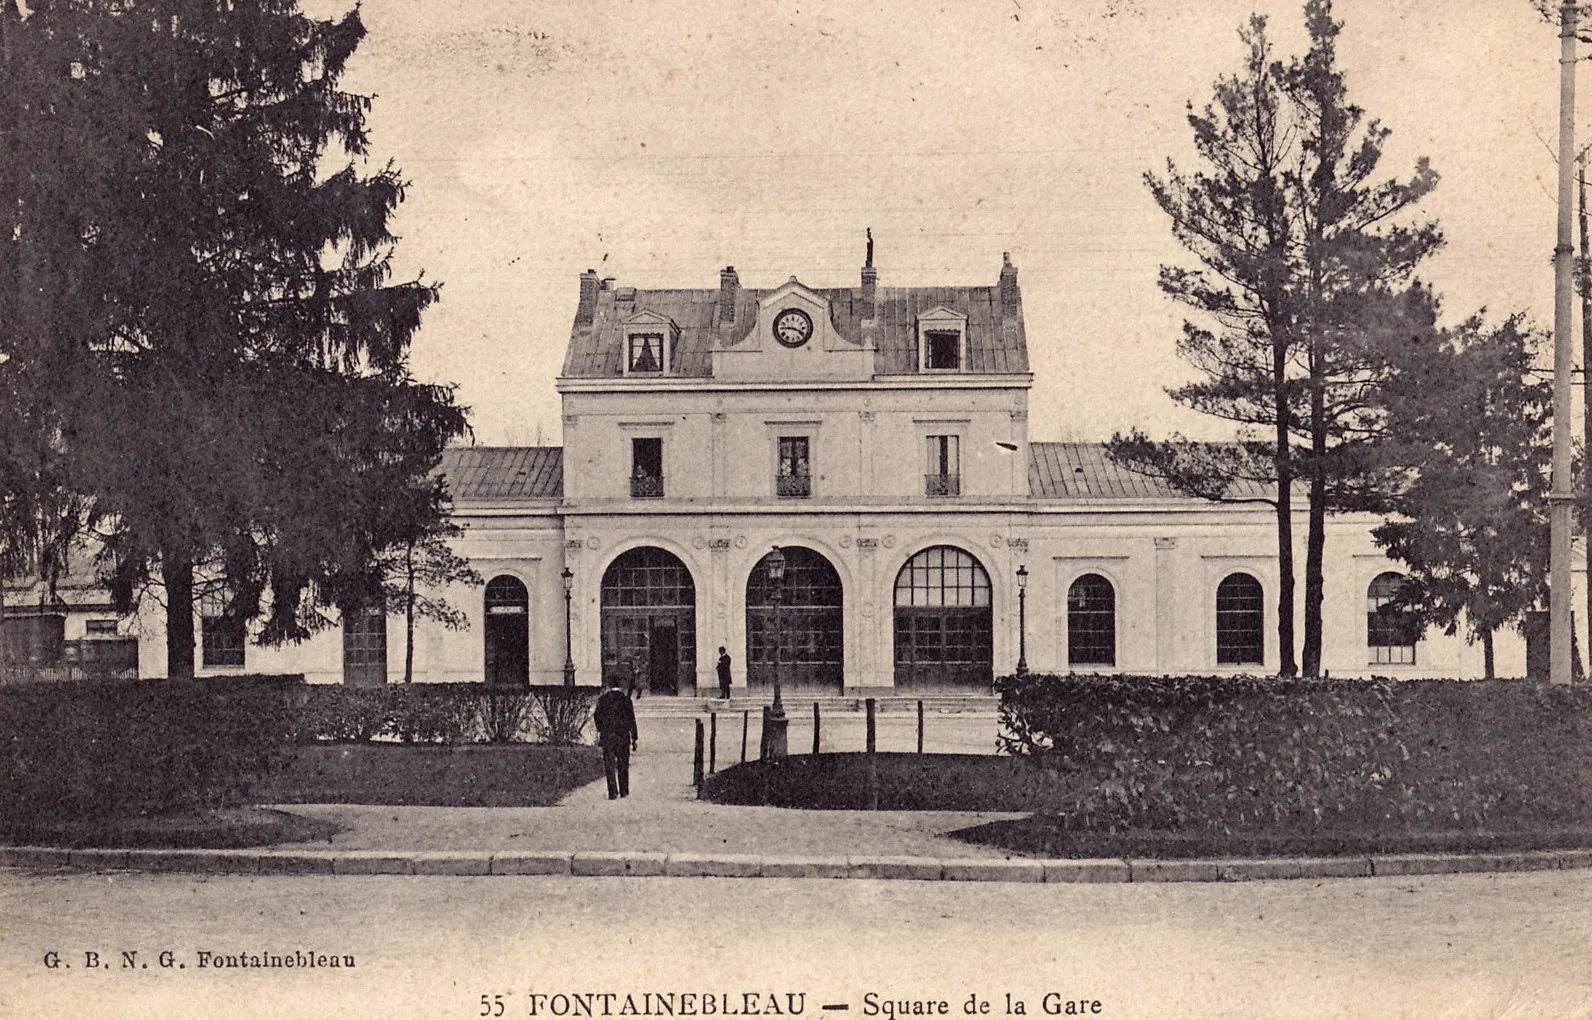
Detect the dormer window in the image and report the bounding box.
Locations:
[916,307,968,373]
[628,333,664,373]
[925,331,960,370]
[621,311,679,376]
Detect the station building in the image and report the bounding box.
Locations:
[122,251,1540,690]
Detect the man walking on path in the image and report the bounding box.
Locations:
[594,677,638,799]
[716,647,733,699]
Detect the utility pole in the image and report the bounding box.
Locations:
[1580,151,1592,670]
[1551,0,1579,685]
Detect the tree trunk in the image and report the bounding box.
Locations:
[1482,627,1495,681]
[164,548,196,680]
[404,540,415,683]
[1302,334,1328,678]
[1273,329,1299,677]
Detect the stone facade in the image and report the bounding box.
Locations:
[127,254,1564,687]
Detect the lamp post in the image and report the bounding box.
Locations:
[765,545,789,758]
[560,566,575,687]
[1015,564,1029,676]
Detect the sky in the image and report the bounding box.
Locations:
[305,0,1572,447]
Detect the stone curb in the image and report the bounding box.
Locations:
[4,846,1591,883]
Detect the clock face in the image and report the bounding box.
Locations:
[773,308,813,348]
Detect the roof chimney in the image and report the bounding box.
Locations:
[860,228,878,319]
[998,252,1019,320]
[718,265,740,325]
[575,268,600,326]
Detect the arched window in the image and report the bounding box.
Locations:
[1067,574,1115,666]
[893,546,993,687]
[1215,573,1264,666]
[1368,571,1419,665]
[484,575,530,686]
[746,547,844,691]
[600,547,696,696]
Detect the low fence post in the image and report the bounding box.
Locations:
[917,699,925,754]
[865,697,878,811]
[741,710,749,764]
[709,711,718,774]
[693,719,705,794]
[812,701,821,755]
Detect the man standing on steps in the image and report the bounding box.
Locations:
[716,647,733,699]
[595,676,639,799]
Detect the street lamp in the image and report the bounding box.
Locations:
[561,566,575,687]
[1015,564,1029,676]
[765,545,789,758]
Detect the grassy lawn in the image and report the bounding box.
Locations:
[260,743,606,807]
[704,752,1592,859]
[0,806,340,850]
[702,753,1074,811]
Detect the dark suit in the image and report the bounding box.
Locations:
[594,687,638,798]
[716,652,732,698]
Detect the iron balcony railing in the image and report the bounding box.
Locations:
[776,474,811,498]
[924,472,961,497]
[630,474,664,498]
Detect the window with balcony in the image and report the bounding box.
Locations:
[925,435,960,496]
[631,436,664,497]
[777,436,811,498]
[627,333,664,373]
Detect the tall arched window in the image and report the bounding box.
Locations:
[1368,571,1419,665]
[1215,573,1264,666]
[484,575,530,686]
[1067,574,1115,666]
[600,547,696,696]
[746,547,844,691]
[893,545,993,687]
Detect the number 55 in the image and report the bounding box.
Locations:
[480,993,506,1017]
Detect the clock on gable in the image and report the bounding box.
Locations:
[773,307,814,348]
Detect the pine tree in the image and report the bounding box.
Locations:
[5,1,464,678]
[1109,0,1441,676]
[1372,316,1551,678]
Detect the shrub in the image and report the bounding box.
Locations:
[296,686,393,742]
[0,675,302,828]
[386,686,479,743]
[477,689,533,743]
[527,687,596,746]
[998,673,1592,835]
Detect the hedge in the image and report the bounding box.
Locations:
[998,673,1592,835]
[294,683,597,746]
[0,675,302,828]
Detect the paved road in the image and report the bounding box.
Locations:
[5,868,1591,1020]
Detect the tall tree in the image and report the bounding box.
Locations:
[1372,315,1551,678]
[1110,0,1441,676]
[5,1,465,677]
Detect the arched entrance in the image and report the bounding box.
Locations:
[893,545,993,688]
[746,546,844,692]
[484,575,529,686]
[600,547,696,696]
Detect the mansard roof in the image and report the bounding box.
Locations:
[561,272,1028,379]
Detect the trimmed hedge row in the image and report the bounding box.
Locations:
[0,678,601,830]
[0,675,301,827]
[998,673,1592,835]
[294,684,597,746]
